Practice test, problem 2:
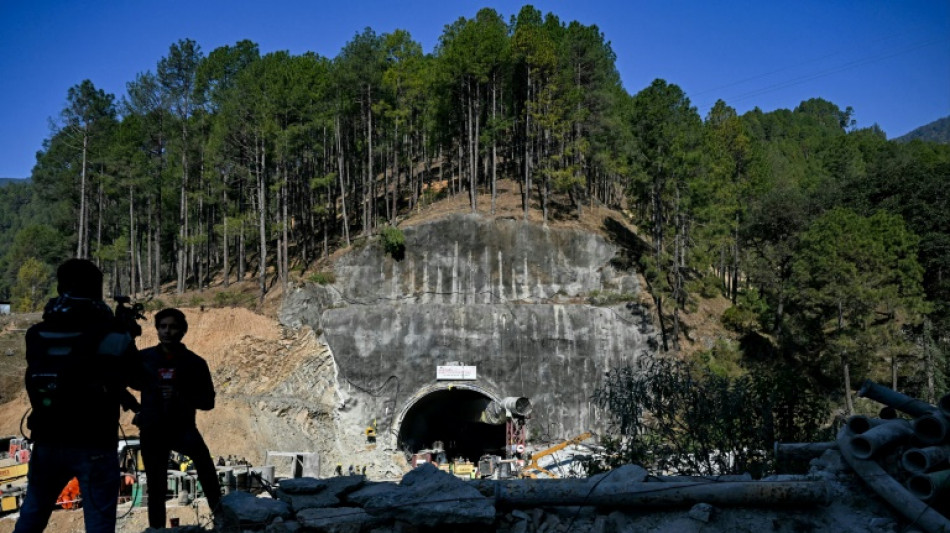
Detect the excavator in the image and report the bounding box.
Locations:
[520,432,593,479]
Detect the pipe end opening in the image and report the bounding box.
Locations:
[851,436,874,460]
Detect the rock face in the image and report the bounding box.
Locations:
[280,214,657,448]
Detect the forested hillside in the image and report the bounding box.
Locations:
[896,115,950,144]
[0,5,947,414]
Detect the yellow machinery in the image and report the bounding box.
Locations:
[521,432,593,479]
[365,419,377,443]
[0,462,29,513]
[452,460,477,480]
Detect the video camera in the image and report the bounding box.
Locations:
[114,295,145,338]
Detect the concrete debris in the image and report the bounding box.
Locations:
[688,502,715,523]
[295,507,384,533]
[263,517,301,533]
[362,463,495,527]
[208,456,910,533]
[276,475,367,512]
[215,490,292,531]
[867,517,898,533]
[587,463,648,484]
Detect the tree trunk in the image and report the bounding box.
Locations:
[523,70,532,221]
[840,301,854,415]
[491,80,497,215]
[365,84,373,236]
[282,167,289,288]
[96,179,103,267]
[222,175,230,289]
[335,115,350,247]
[238,217,246,281]
[129,186,136,297]
[77,131,88,258]
[176,126,188,294]
[257,135,267,304]
[844,360,855,416]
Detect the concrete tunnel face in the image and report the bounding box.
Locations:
[397,388,506,462]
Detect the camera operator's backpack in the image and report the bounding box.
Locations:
[24,295,130,443]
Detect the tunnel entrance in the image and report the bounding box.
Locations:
[397,388,506,463]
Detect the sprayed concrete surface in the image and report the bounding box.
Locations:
[281,214,658,450]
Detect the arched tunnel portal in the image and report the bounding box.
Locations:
[396,386,507,462]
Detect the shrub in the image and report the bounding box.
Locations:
[688,273,724,299]
[721,289,769,333]
[144,298,165,312]
[588,290,637,306]
[213,291,255,308]
[722,306,759,333]
[308,271,336,285]
[695,339,744,379]
[380,226,405,259]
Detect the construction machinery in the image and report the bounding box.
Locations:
[0,437,31,513]
[365,419,377,444]
[477,454,520,479]
[452,460,477,480]
[520,432,593,479]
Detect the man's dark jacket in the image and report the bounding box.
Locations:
[135,344,215,432]
[24,296,137,448]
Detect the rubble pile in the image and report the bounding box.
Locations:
[212,460,901,533]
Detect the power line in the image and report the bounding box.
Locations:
[691,25,942,99]
[696,36,949,110]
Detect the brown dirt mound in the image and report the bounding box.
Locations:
[136,306,282,373]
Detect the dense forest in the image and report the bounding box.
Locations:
[0,6,948,415]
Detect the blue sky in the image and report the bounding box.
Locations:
[1,0,948,178]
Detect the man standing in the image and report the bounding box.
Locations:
[136,308,221,528]
[16,259,139,533]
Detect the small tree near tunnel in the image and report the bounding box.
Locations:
[591,357,829,476]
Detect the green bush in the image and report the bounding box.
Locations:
[588,290,637,306]
[687,274,724,299]
[308,271,336,285]
[722,306,759,333]
[144,298,165,312]
[695,339,744,378]
[721,289,769,333]
[380,226,405,258]
[213,291,255,308]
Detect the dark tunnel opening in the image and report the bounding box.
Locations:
[397,388,506,462]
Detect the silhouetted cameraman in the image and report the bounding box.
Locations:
[16,259,140,533]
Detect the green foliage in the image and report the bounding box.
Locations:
[721,289,770,334]
[721,306,758,334]
[593,357,830,476]
[379,226,405,258]
[588,290,637,306]
[212,291,256,308]
[687,274,723,299]
[307,271,336,285]
[788,208,928,382]
[12,258,53,312]
[144,298,166,312]
[695,339,744,379]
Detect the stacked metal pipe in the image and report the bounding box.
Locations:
[842,380,950,532]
